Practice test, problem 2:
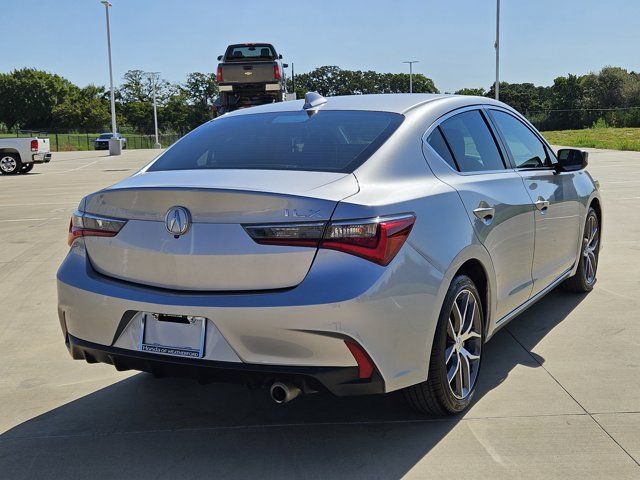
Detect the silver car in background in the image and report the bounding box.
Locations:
[57,93,601,415]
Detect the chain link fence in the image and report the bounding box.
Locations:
[0,131,183,152]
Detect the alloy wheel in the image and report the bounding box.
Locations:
[0,155,17,173]
[582,213,599,284]
[445,289,482,399]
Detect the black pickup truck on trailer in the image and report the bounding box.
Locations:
[215,43,288,114]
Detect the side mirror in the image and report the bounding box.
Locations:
[555,148,588,172]
[217,55,223,61]
[282,63,289,68]
[278,54,283,59]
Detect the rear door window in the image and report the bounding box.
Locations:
[439,110,506,172]
[148,111,404,174]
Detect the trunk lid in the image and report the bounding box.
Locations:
[81,169,358,291]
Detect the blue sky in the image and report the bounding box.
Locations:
[2,0,639,92]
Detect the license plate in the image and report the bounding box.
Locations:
[139,313,206,358]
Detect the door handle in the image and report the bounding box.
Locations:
[534,198,550,212]
[473,206,495,222]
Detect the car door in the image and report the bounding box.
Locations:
[425,108,536,320]
[487,108,580,296]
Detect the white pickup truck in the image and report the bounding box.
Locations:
[0,137,52,174]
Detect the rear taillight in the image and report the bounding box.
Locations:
[216,65,223,82]
[68,211,127,246]
[30,139,38,152]
[274,64,281,80]
[244,214,415,266]
[321,215,415,266]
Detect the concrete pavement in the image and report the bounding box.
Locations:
[0,148,638,479]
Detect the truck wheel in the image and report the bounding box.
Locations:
[0,153,22,175]
[20,163,34,174]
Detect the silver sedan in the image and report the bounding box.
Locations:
[57,93,601,415]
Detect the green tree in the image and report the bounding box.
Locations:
[287,66,438,98]
[52,85,111,132]
[382,72,438,94]
[546,74,584,129]
[455,87,486,96]
[485,82,549,114]
[0,68,73,130]
[120,101,153,133]
[184,72,218,127]
[579,67,632,127]
[118,69,172,103]
[159,89,192,134]
[118,70,176,133]
[589,66,627,109]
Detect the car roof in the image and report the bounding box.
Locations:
[221,93,507,117]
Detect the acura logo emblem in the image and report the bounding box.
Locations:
[165,206,191,236]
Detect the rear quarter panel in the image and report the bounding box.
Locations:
[332,108,496,383]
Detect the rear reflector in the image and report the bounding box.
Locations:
[344,340,375,379]
[68,211,127,246]
[244,214,415,266]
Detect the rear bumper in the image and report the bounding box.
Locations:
[67,334,384,396]
[57,241,444,393]
[30,152,51,164]
[218,82,280,92]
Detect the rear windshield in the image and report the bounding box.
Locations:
[225,44,276,61]
[148,111,404,174]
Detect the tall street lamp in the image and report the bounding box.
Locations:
[495,0,500,100]
[100,0,120,155]
[402,60,419,93]
[146,72,161,149]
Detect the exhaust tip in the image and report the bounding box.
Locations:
[270,381,301,404]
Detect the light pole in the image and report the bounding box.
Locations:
[402,60,419,93]
[495,0,500,100]
[146,72,161,149]
[100,0,120,155]
[291,62,295,96]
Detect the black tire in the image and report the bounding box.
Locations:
[0,153,22,175]
[403,275,485,416]
[562,207,600,293]
[19,163,34,174]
